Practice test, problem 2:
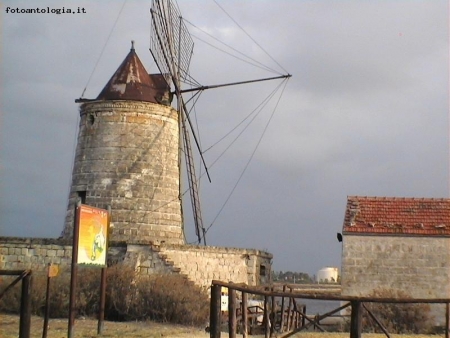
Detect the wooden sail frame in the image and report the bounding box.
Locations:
[149,0,291,245]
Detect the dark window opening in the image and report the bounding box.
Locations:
[87,113,95,126]
[260,264,266,276]
[77,191,86,204]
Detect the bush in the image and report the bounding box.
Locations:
[362,288,433,334]
[0,266,209,326]
[0,268,97,318]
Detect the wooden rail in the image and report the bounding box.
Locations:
[210,280,450,338]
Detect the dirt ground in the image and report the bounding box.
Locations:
[0,314,443,338]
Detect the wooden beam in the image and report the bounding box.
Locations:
[270,293,276,337]
[362,303,390,338]
[210,284,222,338]
[228,288,236,338]
[446,303,449,338]
[211,280,450,303]
[280,285,286,332]
[350,301,362,338]
[264,296,270,338]
[241,292,248,338]
[19,272,32,338]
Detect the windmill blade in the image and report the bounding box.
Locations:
[149,0,290,245]
[176,74,292,94]
[150,0,210,179]
[150,0,208,245]
[150,0,194,85]
[180,107,206,245]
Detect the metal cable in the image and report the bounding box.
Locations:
[184,18,281,75]
[80,0,128,98]
[203,77,291,237]
[212,0,289,75]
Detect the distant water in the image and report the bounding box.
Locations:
[299,299,342,315]
[276,298,343,315]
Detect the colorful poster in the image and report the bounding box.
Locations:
[77,205,109,267]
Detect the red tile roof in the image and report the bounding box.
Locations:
[342,196,450,236]
[96,43,170,104]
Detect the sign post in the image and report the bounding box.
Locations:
[42,264,58,338]
[68,202,109,338]
[97,205,111,335]
[68,200,81,338]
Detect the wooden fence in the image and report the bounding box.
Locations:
[0,269,32,338]
[210,280,450,338]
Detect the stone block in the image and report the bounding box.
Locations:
[6,255,18,262]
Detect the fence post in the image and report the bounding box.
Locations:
[350,300,362,338]
[42,266,51,338]
[446,303,449,338]
[210,284,222,338]
[19,272,32,338]
[280,285,286,332]
[301,305,306,327]
[97,267,107,335]
[264,296,270,338]
[241,292,248,338]
[270,292,276,338]
[287,297,293,330]
[228,288,236,338]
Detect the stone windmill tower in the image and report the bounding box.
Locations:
[62,42,184,245]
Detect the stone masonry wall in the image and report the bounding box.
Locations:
[341,234,450,325]
[0,238,272,289]
[0,238,73,273]
[156,244,272,288]
[341,234,450,298]
[62,100,183,245]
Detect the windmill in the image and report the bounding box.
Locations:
[149,0,290,245]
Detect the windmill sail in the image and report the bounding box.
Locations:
[149,0,291,245]
[150,0,206,245]
[150,0,194,85]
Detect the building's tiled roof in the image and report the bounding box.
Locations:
[342,196,450,236]
[96,42,170,105]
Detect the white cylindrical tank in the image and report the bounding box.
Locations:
[316,267,338,283]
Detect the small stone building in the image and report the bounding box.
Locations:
[0,43,272,288]
[340,196,450,323]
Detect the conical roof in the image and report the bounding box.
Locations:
[97,41,170,104]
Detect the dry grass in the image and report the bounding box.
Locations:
[0,314,209,338]
[0,314,444,338]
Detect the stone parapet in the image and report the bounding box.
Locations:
[0,237,272,288]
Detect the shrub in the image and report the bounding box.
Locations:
[362,288,433,334]
[107,273,209,325]
[0,266,209,327]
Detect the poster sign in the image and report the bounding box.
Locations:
[77,205,109,267]
[221,287,228,312]
[48,264,59,278]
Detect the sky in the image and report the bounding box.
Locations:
[1,0,448,275]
